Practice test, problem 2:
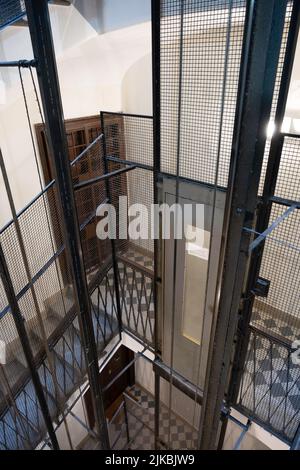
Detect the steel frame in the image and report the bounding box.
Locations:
[100,110,124,338]
[197,0,290,450]
[24,0,110,449]
[0,0,298,451]
[228,0,300,439]
[0,243,59,450]
[151,0,161,450]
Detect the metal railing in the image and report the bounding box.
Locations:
[235,325,300,444]
[0,119,156,448]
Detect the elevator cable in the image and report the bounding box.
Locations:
[18,64,74,449]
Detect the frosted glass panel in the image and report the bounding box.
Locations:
[181,227,210,345]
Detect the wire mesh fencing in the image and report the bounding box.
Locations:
[0,134,120,449]
[0,0,25,30]
[160,0,246,188]
[101,112,155,347]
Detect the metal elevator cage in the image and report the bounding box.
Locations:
[0,0,299,450]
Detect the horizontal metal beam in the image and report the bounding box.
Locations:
[103,348,147,393]
[106,155,153,172]
[49,0,71,5]
[101,110,153,120]
[73,165,136,192]
[0,60,36,68]
[248,204,297,252]
[269,195,300,208]
[280,131,300,139]
[153,360,203,406]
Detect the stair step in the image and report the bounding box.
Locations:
[44,285,75,322]
[52,351,79,398]
[1,358,27,388]
[14,381,44,432]
[0,409,30,450]
[54,334,82,377]
[91,304,118,347]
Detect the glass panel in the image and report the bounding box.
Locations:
[181,225,210,345]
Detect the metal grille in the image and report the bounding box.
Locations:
[275,136,300,202]
[160,0,246,187]
[72,136,109,273]
[0,0,25,30]
[238,200,300,442]
[102,112,155,346]
[237,327,300,443]
[251,204,300,341]
[259,1,293,194]
[103,112,154,255]
[233,2,300,445]
[118,260,154,347]
[0,136,119,449]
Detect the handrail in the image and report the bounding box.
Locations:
[249,323,293,350]
[0,202,106,319]
[0,134,103,236]
[101,110,153,120]
[0,60,36,68]
[0,134,105,319]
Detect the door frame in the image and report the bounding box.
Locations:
[161,177,226,389]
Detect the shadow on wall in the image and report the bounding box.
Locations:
[74,0,151,34]
[121,53,152,115]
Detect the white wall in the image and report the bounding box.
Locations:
[0,4,151,228]
[0,3,151,341]
[122,53,152,115]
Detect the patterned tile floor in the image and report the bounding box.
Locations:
[100,246,155,346]
[238,319,300,441]
[109,384,198,450]
[98,246,300,442]
[251,307,300,342]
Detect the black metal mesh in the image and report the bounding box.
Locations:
[258,2,293,195]
[237,327,300,442]
[160,0,246,188]
[251,203,300,341]
[0,0,25,30]
[72,136,110,273]
[102,112,154,258]
[274,136,300,202]
[234,1,300,444]
[0,134,120,449]
[101,112,155,348]
[103,112,153,169]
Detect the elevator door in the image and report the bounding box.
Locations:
[162,178,225,390]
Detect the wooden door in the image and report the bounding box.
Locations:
[35,114,127,278]
[84,345,135,429]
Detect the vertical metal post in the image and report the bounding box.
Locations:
[100,111,122,337]
[123,399,130,445]
[154,370,160,450]
[24,0,109,449]
[198,0,289,450]
[152,0,161,450]
[217,413,228,450]
[0,244,59,450]
[291,422,300,450]
[228,0,300,405]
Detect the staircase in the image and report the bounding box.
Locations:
[0,270,119,450]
